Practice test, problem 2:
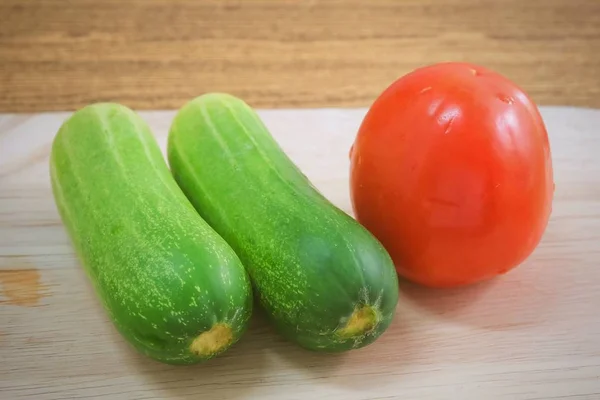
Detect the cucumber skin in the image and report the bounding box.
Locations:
[167,93,399,352]
[50,103,253,364]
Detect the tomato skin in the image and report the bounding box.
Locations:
[350,62,554,288]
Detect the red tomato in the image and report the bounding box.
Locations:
[350,62,554,288]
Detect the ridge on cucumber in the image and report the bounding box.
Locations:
[168,93,399,352]
[50,103,253,364]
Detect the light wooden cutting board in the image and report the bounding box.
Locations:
[1,107,599,400]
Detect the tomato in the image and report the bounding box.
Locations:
[349,62,554,288]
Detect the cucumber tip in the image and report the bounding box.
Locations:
[189,323,234,357]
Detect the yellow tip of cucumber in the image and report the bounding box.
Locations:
[336,305,378,338]
[189,323,233,357]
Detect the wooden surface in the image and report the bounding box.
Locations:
[1,0,600,112]
[1,106,600,399]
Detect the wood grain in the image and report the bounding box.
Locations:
[1,107,600,399]
[1,0,599,112]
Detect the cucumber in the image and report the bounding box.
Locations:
[50,103,253,364]
[167,93,399,352]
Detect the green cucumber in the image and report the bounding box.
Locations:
[50,103,252,364]
[167,93,399,352]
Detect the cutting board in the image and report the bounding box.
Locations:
[1,107,599,400]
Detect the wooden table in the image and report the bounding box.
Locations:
[1,0,599,112]
[1,106,599,399]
